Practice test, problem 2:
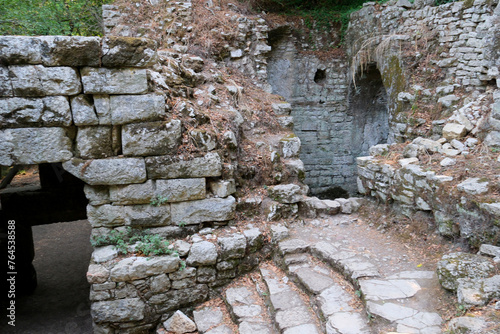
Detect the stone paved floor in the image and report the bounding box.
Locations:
[0,220,93,334]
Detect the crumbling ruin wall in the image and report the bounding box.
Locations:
[0,34,304,333]
[349,0,500,247]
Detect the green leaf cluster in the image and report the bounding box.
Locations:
[0,0,113,36]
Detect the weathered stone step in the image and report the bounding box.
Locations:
[223,275,278,334]
[259,263,323,334]
[281,251,371,334]
[193,302,236,334]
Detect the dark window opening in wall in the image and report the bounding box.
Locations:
[0,163,92,333]
[348,63,389,159]
[316,186,349,200]
[314,69,326,84]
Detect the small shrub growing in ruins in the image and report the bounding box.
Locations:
[134,234,173,256]
[90,228,132,254]
[150,195,170,206]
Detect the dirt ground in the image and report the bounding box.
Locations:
[0,220,93,334]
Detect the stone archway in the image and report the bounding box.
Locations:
[348,63,390,159]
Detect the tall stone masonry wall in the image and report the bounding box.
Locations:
[349,0,500,247]
[0,35,283,333]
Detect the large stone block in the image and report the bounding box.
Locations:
[110,255,180,281]
[0,127,72,165]
[101,37,157,67]
[87,204,126,227]
[91,298,145,323]
[156,178,206,202]
[9,65,81,96]
[62,157,147,185]
[186,241,218,266]
[146,152,222,179]
[109,180,155,205]
[110,94,165,125]
[0,66,12,96]
[122,120,181,156]
[125,204,171,227]
[93,95,112,125]
[0,36,100,66]
[81,67,148,94]
[171,196,236,225]
[76,126,113,159]
[442,123,467,141]
[70,95,98,126]
[0,96,72,128]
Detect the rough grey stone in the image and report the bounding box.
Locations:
[270,291,305,311]
[0,65,12,96]
[243,228,263,252]
[359,279,421,301]
[0,36,100,66]
[70,95,98,126]
[174,240,191,257]
[84,185,110,205]
[122,119,181,155]
[448,316,487,333]
[369,144,389,156]
[479,244,500,258]
[93,95,111,125]
[87,264,110,284]
[210,179,236,198]
[186,241,218,266]
[326,312,371,334]
[102,36,157,67]
[76,126,113,159]
[457,178,489,195]
[279,239,309,255]
[153,285,209,313]
[169,267,197,281]
[0,127,72,165]
[318,285,354,315]
[218,234,246,260]
[9,65,81,96]
[284,323,319,334]
[109,180,154,205]
[442,123,467,140]
[86,204,125,227]
[146,152,222,179]
[434,211,459,237]
[240,322,272,334]
[275,307,313,329]
[272,102,292,115]
[440,157,456,167]
[163,310,196,334]
[91,298,145,323]
[92,246,119,263]
[205,325,233,334]
[193,307,223,332]
[63,157,147,185]
[150,274,171,293]
[156,178,206,203]
[268,184,304,204]
[171,196,236,225]
[270,224,289,242]
[295,267,334,294]
[81,67,148,94]
[0,96,72,127]
[110,255,180,281]
[280,135,301,158]
[110,94,165,125]
[125,204,171,227]
[437,252,495,291]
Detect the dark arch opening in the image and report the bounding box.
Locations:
[349,63,389,159]
[314,69,326,84]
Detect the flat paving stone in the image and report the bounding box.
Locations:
[284,253,309,265]
[260,268,291,295]
[279,239,310,255]
[205,325,234,334]
[193,307,223,333]
[270,290,305,311]
[239,321,273,334]
[388,271,435,280]
[326,312,371,334]
[359,279,421,301]
[283,323,320,334]
[339,257,380,279]
[226,286,255,305]
[232,305,262,319]
[275,306,314,329]
[295,267,335,294]
[318,285,354,315]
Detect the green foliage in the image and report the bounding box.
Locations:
[150,195,170,206]
[434,0,457,5]
[0,0,113,36]
[90,228,132,254]
[134,234,174,256]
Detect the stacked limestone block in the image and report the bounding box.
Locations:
[0,35,244,332]
[357,155,500,247]
[87,227,265,333]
